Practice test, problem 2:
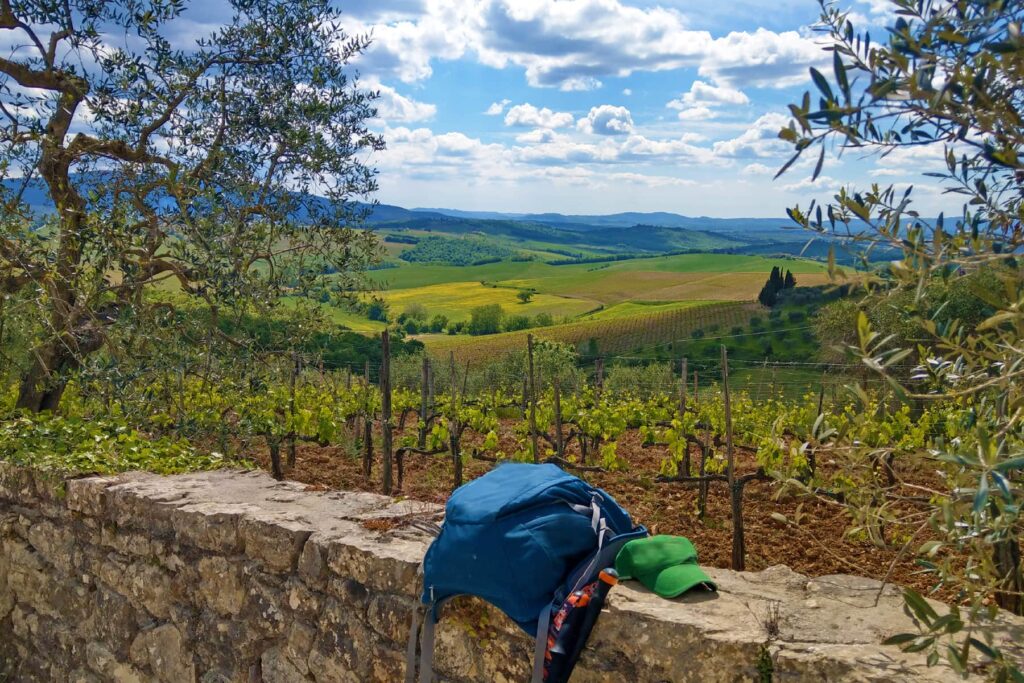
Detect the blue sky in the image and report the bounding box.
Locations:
[17,0,949,218]
[326,0,950,217]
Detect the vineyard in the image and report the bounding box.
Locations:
[0,330,987,600]
[424,300,763,363]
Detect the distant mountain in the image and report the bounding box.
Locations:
[4,179,821,258]
[368,213,747,255]
[1,177,57,215]
[413,207,791,234]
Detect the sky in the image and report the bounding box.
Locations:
[9,0,952,219]
[319,0,944,217]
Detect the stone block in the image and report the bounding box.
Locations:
[197,556,246,617]
[66,477,116,517]
[261,647,309,683]
[171,504,243,554]
[130,623,197,683]
[240,517,311,574]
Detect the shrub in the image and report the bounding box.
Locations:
[468,304,505,335]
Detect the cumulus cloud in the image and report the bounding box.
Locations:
[485,98,511,115]
[577,105,634,135]
[622,88,633,96]
[675,106,716,122]
[349,0,825,92]
[742,162,776,175]
[699,28,829,88]
[366,80,437,122]
[504,103,575,128]
[670,81,750,109]
[515,128,557,144]
[380,126,510,169]
[780,175,843,193]
[712,112,790,158]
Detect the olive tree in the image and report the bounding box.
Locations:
[780,0,1023,676]
[0,0,383,411]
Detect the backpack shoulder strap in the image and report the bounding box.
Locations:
[530,599,555,683]
[406,594,454,683]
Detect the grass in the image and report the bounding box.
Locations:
[380,282,598,323]
[343,253,835,333]
[423,301,762,363]
[280,297,387,333]
[580,300,706,321]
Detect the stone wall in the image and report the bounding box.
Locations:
[1,464,1020,682]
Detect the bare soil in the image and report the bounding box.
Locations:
[244,419,945,598]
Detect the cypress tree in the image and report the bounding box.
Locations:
[784,270,796,289]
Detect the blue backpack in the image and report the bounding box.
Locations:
[405,463,647,683]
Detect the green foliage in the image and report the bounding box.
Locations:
[399,236,518,266]
[0,412,233,477]
[0,0,384,412]
[504,314,532,332]
[365,297,390,323]
[757,266,795,307]
[402,303,429,322]
[781,0,1024,676]
[468,304,505,335]
[428,314,449,333]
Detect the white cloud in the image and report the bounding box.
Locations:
[668,81,749,121]
[514,135,621,164]
[670,81,750,108]
[622,88,633,96]
[780,175,843,193]
[379,126,510,171]
[515,128,557,144]
[712,112,790,158]
[699,28,828,88]
[742,162,775,176]
[504,103,575,129]
[676,106,716,122]
[619,134,718,163]
[485,98,511,115]
[577,105,634,135]
[366,79,437,122]
[350,0,824,92]
[560,76,603,92]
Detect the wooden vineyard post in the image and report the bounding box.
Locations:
[521,377,529,416]
[678,357,688,417]
[693,370,699,410]
[595,358,604,397]
[362,360,373,479]
[287,350,299,468]
[553,376,564,460]
[695,368,707,519]
[761,359,769,402]
[418,356,430,450]
[528,334,540,463]
[722,345,745,571]
[380,331,393,495]
[269,439,284,481]
[679,357,690,477]
[449,351,463,489]
[808,372,827,479]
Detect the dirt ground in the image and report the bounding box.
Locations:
[245,419,945,598]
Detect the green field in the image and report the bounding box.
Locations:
[423,301,763,363]
[379,281,598,323]
[360,253,832,323]
[316,248,838,364]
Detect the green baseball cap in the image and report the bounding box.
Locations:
[614,535,717,599]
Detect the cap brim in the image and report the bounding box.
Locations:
[641,563,717,599]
